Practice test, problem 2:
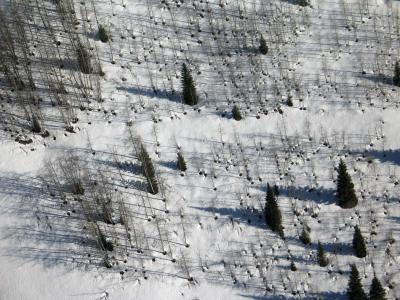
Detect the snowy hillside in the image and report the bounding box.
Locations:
[0,0,399,299]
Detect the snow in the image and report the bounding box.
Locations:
[0,0,400,299]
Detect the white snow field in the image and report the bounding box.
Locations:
[0,0,399,299]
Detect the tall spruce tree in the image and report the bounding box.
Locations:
[265,184,284,238]
[394,61,400,87]
[259,35,268,55]
[138,144,159,194]
[369,276,386,300]
[317,241,329,267]
[352,226,367,258]
[181,63,198,106]
[336,159,358,208]
[347,264,367,300]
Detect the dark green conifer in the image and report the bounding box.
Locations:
[287,95,293,107]
[353,226,367,258]
[265,184,284,238]
[232,105,242,121]
[297,0,310,7]
[300,225,311,245]
[317,241,329,267]
[259,35,268,55]
[394,61,400,87]
[98,25,109,43]
[138,144,159,194]
[32,114,42,133]
[181,63,198,106]
[347,264,367,300]
[290,260,297,271]
[369,276,386,300]
[336,159,358,208]
[177,152,187,172]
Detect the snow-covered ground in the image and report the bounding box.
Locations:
[0,0,399,299]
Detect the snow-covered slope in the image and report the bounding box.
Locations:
[0,0,399,299]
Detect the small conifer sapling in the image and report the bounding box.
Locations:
[287,95,293,107]
[232,105,242,121]
[394,61,400,87]
[259,35,268,55]
[317,241,329,267]
[32,114,42,133]
[297,0,310,7]
[177,152,187,172]
[98,25,109,43]
[290,260,297,271]
[300,226,311,245]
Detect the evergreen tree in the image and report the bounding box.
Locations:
[336,159,358,208]
[31,114,42,133]
[347,264,367,300]
[352,226,367,258]
[264,184,284,238]
[232,105,242,121]
[369,276,386,300]
[181,63,198,106]
[259,35,268,55]
[98,25,109,43]
[177,152,187,172]
[317,241,329,267]
[300,225,311,245]
[394,61,400,87]
[290,260,297,271]
[297,0,310,6]
[138,144,159,194]
[287,95,293,107]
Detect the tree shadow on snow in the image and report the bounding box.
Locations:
[158,160,178,170]
[238,294,288,299]
[278,185,336,205]
[0,175,104,269]
[193,206,267,230]
[283,235,353,256]
[240,289,345,299]
[117,86,181,103]
[279,0,309,6]
[353,149,400,166]
[357,73,394,86]
[307,291,346,300]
